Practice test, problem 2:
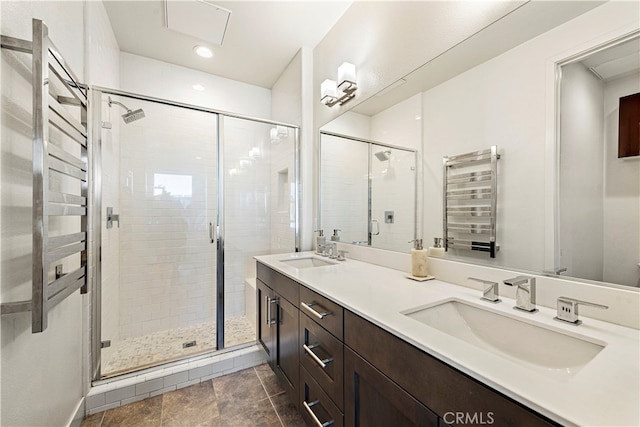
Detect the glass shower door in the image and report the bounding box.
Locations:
[99,94,218,377]
[370,144,417,252]
[220,116,298,348]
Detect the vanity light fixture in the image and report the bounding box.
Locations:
[193,45,214,58]
[321,62,357,107]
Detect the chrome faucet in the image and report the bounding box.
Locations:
[554,297,608,325]
[503,276,537,312]
[325,242,338,259]
[468,277,501,303]
[318,243,327,257]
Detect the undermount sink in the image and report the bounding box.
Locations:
[280,257,336,269]
[403,299,606,379]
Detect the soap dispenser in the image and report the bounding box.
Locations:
[428,237,445,257]
[331,229,341,241]
[409,239,429,278]
[315,229,326,254]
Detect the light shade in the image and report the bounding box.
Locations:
[338,62,356,84]
[321,79,338,104]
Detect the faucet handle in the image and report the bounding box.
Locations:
[503,275,537,312]
[468,277,501,303]
[554,296,608,325]
[337,250,348,261]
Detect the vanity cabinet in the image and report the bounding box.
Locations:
[256,262,557,427]
[256,264,299,410]
[344,311,557,427]
[344,347,438,427]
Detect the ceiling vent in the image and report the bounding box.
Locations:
[164,0,232,46]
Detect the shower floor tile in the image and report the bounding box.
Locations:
[102,316,256,377]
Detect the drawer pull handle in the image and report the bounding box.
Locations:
[303,343,333,369]
[301,301,331,319]
[303,400,334,427]
[269,298,277,326]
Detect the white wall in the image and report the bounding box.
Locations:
[119,52,271,118]
[559,62,604,281]
[0,1,117,425]
[271,50,302,126]
[270,49,301,255]
[603,72,640,287]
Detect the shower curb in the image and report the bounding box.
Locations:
[84,344,267,415]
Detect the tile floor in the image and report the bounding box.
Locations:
[102,317,256,377]
[82,364,305,427]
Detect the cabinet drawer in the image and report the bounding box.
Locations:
[257,262,299,306]
[300,366,343,427]
[344,311,557,427]
[300,312,344,410]
[299,286,343,340]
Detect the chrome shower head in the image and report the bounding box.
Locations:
[374,150,391,161]
[121,108,145,124]
[108,96,145,124]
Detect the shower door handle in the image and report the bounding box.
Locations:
[209,222,215,244]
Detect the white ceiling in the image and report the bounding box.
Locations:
[581,37,640,82]
[103,0,352,89]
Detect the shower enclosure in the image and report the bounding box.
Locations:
[91,89,298,379]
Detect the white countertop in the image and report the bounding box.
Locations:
[255,252,640,427]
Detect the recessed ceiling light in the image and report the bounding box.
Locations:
[192,84,205,91]
[193,45,214,59]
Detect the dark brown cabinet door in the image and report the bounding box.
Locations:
[274,295,300,409]
[256,279,275,359]
[344,347,438,427]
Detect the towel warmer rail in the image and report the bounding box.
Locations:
[443,146,499,258]
[0,19,89,333]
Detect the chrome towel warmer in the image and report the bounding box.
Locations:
[0,19,89,332]
[443,146,499,258]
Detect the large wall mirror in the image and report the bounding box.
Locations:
[316,1,640,290]
[556,33,640,288]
